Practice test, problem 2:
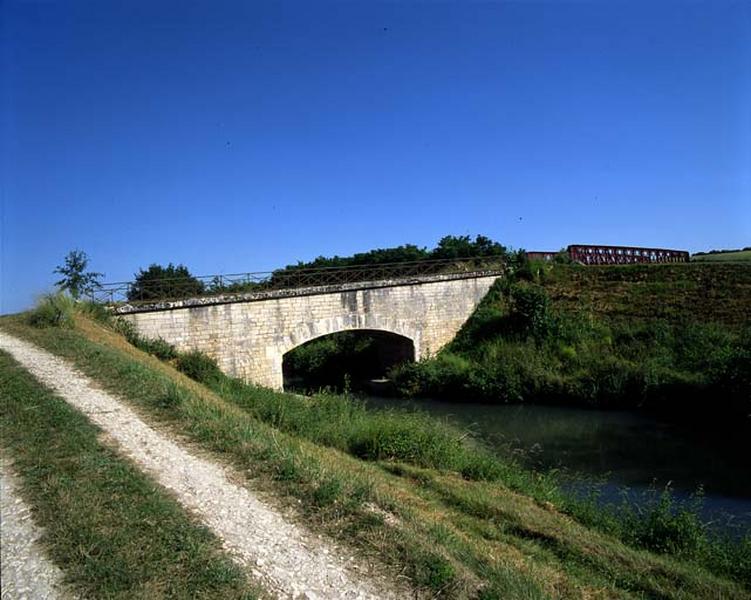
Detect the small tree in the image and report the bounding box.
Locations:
[128,263,204,301]
[509,283,554,342]
[54,250,103,299]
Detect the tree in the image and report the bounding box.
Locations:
[432,235,508,260]
[54,250,103,299]
[127,263,204,301]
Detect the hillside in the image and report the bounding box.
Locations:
[540,263,751,326]
[692,249,751,263]
[390,262,751,414]
[1,303,749,598]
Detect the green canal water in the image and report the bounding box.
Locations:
[363,395,751,534]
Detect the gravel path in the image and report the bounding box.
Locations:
[1,458,70,600]
[0,332,408,599]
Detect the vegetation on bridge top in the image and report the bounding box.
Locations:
[91,235,516,303]
[64,237,750,305]
[280,234,511,270]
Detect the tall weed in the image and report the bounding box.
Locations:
[27,293,76,328]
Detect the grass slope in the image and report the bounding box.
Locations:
[390,263,750,419]
[692,250,751,263]
[1,310,748,599]
[0,350,258,599]
[541,263,751,326]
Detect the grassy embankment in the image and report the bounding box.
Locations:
[389,263,751,421]
[0,349,259,599]
[692,249,751,262]
[1,295,749,598]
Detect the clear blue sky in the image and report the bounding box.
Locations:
[2,1,749,314]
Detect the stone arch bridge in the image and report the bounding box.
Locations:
[116,269,501,390]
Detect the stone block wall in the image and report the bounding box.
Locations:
[122,275,499,389]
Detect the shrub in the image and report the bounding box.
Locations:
[175,351,223,384]
[575,356,648,406]
[450,304,507,352]
[388,361,427,397]
[389,353,476,398]
[155,382,189,409]
[111,318,177,360]
[128,263,204,302]
[77,301,113,325]
[136,337,178,361]
[138,338,177,360]
[27,293,75,328]
[713,329,751,418]
[509,283,554,342]
[625,489,707,558]
[702,533,751,585]
[112,317,138,342]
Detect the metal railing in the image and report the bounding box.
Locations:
[90,256,507,305]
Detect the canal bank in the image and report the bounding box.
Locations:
[364,395,751,535]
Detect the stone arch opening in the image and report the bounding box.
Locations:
[282,329,415,393]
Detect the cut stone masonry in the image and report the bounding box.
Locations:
[122,273,500,389]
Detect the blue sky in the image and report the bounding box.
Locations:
[2,1,749,314]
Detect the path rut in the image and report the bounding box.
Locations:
[1,458,72,600]
[0,332,408,599]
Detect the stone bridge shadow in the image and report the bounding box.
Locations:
[282,327,416,391]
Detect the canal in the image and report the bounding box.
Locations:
[364,395,751,534]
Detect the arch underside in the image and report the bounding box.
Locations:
[279,313,421,360]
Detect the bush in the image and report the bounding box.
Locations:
[112,317,138,342]
[390,353,474,398]
[137,337,178,361]
[441,279,508,353]
[714,327,751,417]
[702,533,751,585]
[27,293,76,328]
[128,263,204,302]
[175,351,223,384]
[509,283,554,342]
[77,301,114,325]
[620,489,708,558]
[155,382,189,409]
[111,318,177,360]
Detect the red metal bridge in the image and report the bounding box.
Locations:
[527,244,689,266]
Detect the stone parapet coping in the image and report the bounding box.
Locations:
[113,270,504,314]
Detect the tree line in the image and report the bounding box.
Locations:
[54,235,522,302]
